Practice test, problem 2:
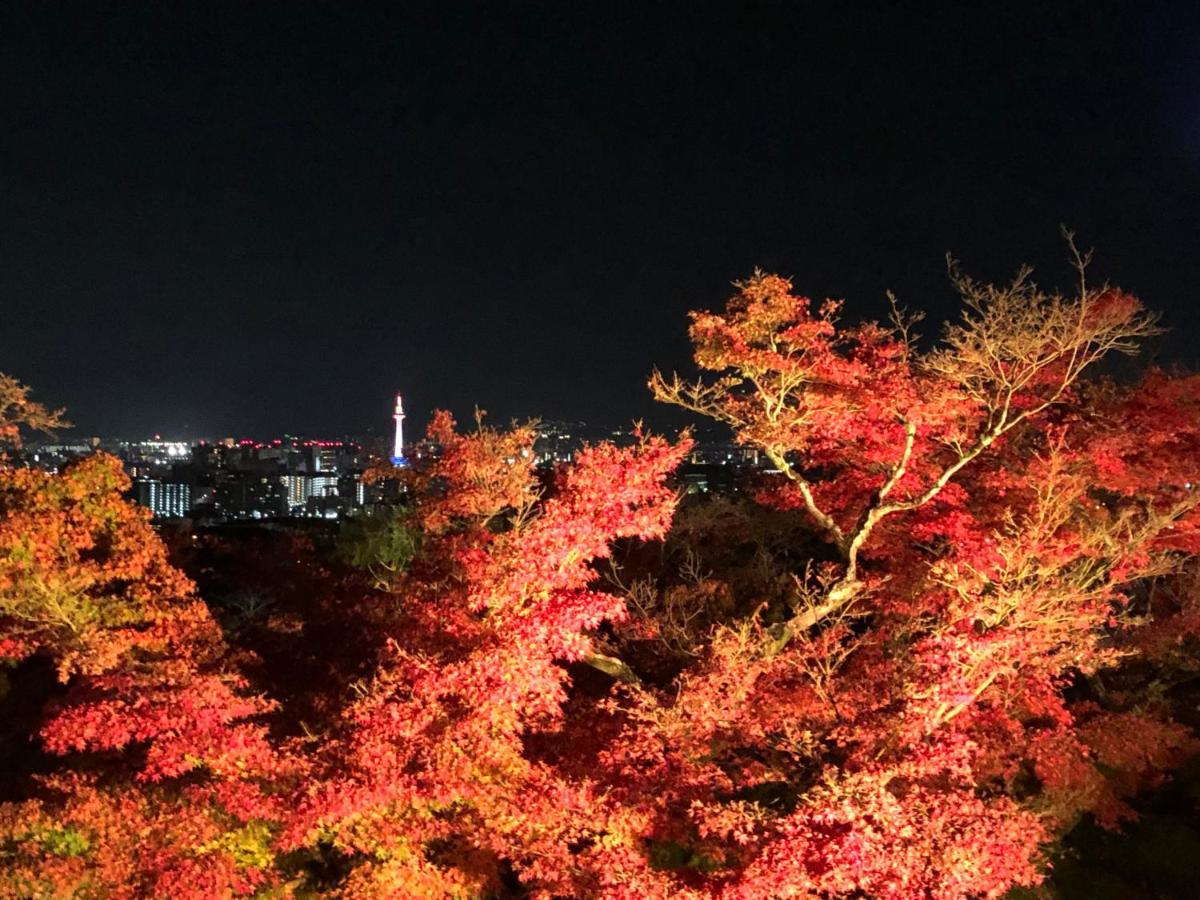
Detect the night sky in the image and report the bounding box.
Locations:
[2,2,1199,439]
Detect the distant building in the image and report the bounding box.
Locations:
[215,472,287,519]
[285,472,343,514]
[534,420,587,465]
[118,440,190,470]
[135,479,191,518]
[689,441,759,467]
[285,474,307,509]
[26,443,93,472]
[310,444,339,472]
[310,473,339,499]
[338,472,366,509]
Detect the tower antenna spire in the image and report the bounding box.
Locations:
[390,393,408,467]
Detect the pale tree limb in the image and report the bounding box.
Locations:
[583,651,642,684]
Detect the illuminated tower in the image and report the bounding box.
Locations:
[390,393,408,466]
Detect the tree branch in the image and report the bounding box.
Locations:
[583,651,641,685]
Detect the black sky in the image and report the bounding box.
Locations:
[2,2,1199,438]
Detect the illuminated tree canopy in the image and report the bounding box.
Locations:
[2,257,1199,897]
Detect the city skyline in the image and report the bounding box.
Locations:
[19,407,749,523]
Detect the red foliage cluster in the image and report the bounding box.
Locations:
[0,455,279,896]
[281,416,691,895]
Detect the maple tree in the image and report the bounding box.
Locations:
[2,248,1199,898]
[0,375,281,897]
[279,411,692,895]
[0,373,65,452]
[631,260,1200,896]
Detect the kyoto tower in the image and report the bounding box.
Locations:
[390,393,409,466]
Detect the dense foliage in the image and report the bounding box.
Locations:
[2,258,1199,897]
